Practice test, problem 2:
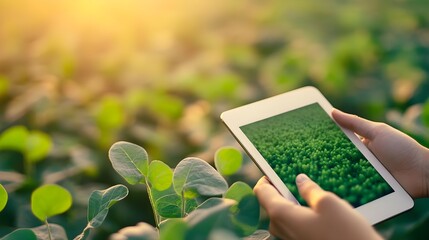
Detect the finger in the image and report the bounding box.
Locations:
[296,174,331,210]
[255,176,317,236]
[331,109,378,140]
[254,177,294,210]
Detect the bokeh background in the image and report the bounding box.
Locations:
[1,0,429,239]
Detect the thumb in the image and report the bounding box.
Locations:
[296,174,337,210]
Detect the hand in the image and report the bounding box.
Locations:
[332,109,429,198]
[254,174,382,240]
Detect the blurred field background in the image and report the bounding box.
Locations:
[0,0,429,239]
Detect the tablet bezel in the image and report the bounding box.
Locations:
[221,86,414,225]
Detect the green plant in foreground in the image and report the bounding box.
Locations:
[108,142,268,240]
[1,183,128,240]
[0,125,129,240]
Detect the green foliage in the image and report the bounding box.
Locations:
[0,126,52,163]
[151,186,198,218]
[109,141,149,184]
[215,147,243,176]
[185,198,236,239]
[224,182,254,202]
[148,161,173,191]
[31,184,72,222]
[1,0,429,238]
[173,157,228,199]
[75,184,129,239]
[159,219,187,240]
[0,126,28,152]
[108,141,261,239]
[25,131,52,163]
[225,182,260,236]
[1,229,37,240]
[0,184,7,212]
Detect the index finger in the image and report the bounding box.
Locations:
[332,109,378,140]
[254,177,296,209]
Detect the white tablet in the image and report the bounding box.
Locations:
[221,86,413,225]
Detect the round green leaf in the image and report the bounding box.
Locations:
[148,160,173,191]
[0,126,29,151]
[173,157,228,198]
[224,181,253,202]
[159,219,188,240]
[87,184,129,228]
[25,131,52,163]
[185,198,236,239]
[232,195,260,236]
[151,186,198,218]
[1,229,37,240]
[108,141,149,185]
[225,182,260,236]
[31,184,72,221]
[0,184,8,212]
[215,147,243,176]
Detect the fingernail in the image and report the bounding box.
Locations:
[296,174,309,184]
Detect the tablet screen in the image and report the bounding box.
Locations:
[240,102,394,207]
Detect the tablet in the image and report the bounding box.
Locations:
[221,86,413,225]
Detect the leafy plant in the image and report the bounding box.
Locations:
[1,184,128,240]
[108,141,267,239]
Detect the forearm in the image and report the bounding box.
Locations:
[419,145,429,198]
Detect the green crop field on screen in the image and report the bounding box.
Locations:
[241,103,393,207]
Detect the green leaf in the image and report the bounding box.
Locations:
[232,195,260,236]
[224,181,253,202]
[173,157,228,198]
[0,183,8,212]
[1,229,37,240]
[159,219,188,240]
[31,184,72,222]
[185,198,236,240]
[225,182,260,236]
[108,141,149,185]
[151,186,198,218]
[25,131,52,163]
[148,160,173,191]
[31,224,68,240]
[110,222,158,240]
[87,184,128,229]
[215,147,243,176]
[0,126,29,151]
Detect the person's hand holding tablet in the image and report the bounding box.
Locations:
[253,109,429,239]
[221,86,421,238]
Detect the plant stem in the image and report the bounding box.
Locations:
[45,219,52,240]
[181,190,186,218]
[145,178,160,227]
